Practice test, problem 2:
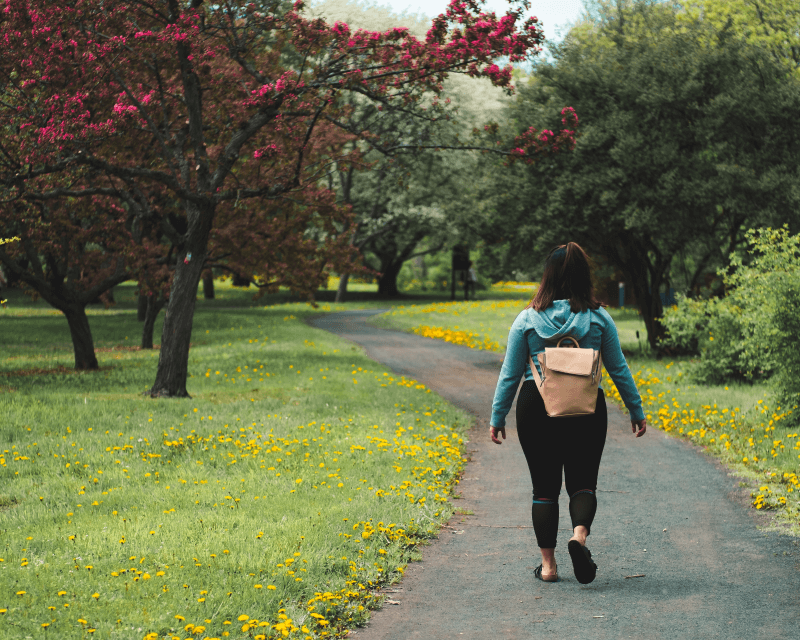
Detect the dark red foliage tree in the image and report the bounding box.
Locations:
[0,0,576,395]
[0,197,133,369]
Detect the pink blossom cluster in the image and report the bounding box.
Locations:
[508,108,579,164]
[253,144,279,160]
[285,0,543,101]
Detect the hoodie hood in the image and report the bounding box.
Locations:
[529,299,591,342]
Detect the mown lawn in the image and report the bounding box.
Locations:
[373,296,800,533]
[0,295,470,640]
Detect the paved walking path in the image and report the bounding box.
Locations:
[309,310,799,640]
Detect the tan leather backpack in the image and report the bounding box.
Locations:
[529,336,603,417]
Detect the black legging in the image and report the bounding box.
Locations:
[515,380,608,549]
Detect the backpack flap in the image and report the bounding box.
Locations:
[544,347,595,377]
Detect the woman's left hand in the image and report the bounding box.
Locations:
[490,426,506,444]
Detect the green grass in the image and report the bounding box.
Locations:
[374,299,800,533]
[611,355,799,527]
[371,299,530,351]
[0,297,472,639]
[372,299,650,353]
[604,307,649,353]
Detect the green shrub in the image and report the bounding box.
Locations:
[770,276,800,413]
[662,294,754,383]
[659,294,706,355]
[660,293,757,383]
[661,226,800,400]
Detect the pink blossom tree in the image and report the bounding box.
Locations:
[0,0,576,396]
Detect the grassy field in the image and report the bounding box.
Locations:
[3,280,797,640]
[373,296,800,533]
[0,289,472,640]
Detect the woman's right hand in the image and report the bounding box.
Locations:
[490,426,506,444]
[631,419,647,437]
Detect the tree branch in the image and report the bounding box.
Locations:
[25,186,122,200]
[211,105,282,191]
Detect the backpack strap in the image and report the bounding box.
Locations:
[526,308,546,388]
[529,353,545,388]
[556,336,580,349]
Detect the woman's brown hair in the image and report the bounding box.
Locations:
[526,242,605,313]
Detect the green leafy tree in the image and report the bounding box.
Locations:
[492,0,800,347]
[310,1,525,299]
[678,0,800,78]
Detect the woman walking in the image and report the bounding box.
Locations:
[489,243,647,584]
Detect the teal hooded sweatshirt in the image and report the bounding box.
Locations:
[490,300,645,428]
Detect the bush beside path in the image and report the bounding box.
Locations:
[312,310,799,640]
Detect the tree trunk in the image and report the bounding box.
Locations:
[626,261,666,350]
[335,273,349,303]
[604,237,669,351]
[63,305,99,370]
[231,273,250,287]
[142,294,166,350]
[202,274,215,299]
[149,203,213,398]
[417,255,427,291]
[377,261,402,297]
[137,293,147,322]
